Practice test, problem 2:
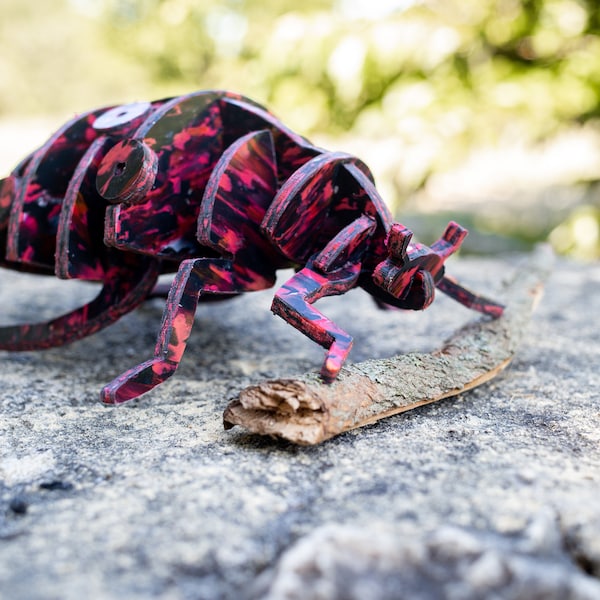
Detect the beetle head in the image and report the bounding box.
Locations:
[372,221,467,309]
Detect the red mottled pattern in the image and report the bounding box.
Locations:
[220,98,320,181]
[198,129,285,289]
[100,258,238,404]
[271,261,361,381]
[6,110,107,268]
[313,215,377,273]
[262,153,379,263]
[102,92,227,258]
[96,139,159,205]
[56,136,116,280]
[0,260,160,351]
[0,177,16,230]
[199,130,277,257]
[372,221,469,309]
[1,156,59,275]
[436,276,505,317]
[0,89,505,404]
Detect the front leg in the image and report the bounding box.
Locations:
[101,258,239,404]
[271,214,375,381]
[272,262,360,382]
[436,276,504,317]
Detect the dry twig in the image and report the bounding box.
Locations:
[224,246,554,445]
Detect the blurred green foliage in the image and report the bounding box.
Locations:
[0,0,599,257]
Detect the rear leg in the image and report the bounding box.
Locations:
[0,261,160,350]
[101,258,241,404]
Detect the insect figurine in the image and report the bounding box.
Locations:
[0,90,504,404]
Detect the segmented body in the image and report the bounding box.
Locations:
[0,90,504,403]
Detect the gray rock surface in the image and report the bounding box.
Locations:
[257,514,600,600]
[0,255,599,599]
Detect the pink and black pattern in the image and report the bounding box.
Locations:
[0,90,505,403]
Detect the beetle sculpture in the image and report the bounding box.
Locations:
[0,90,504,404]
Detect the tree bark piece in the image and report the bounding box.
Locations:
[223,245,554,445]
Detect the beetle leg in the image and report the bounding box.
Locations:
[436,276,504,317]
[271,262,361,382]
[0,262,160,350]
[271,214,376,381]
[101,257,246,404]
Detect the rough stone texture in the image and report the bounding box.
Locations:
[0,255,599,599]
[257,514,600,600]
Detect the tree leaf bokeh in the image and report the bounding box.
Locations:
[1,0,598,256]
